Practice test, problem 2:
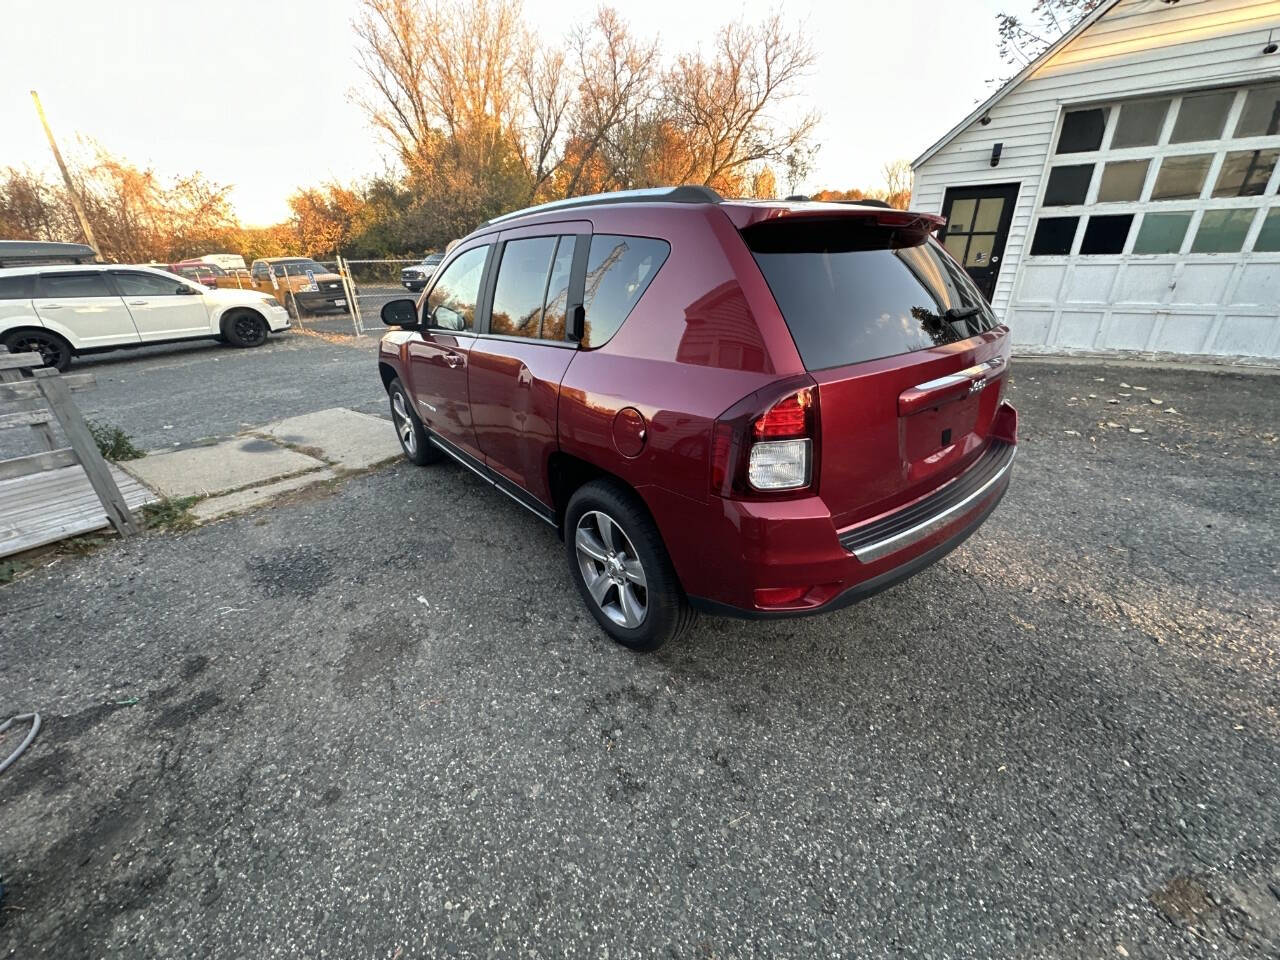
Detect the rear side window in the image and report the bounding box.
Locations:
[745,220,999,371]
[582,235,669,348]
[490,235,576,340]
[38,272,113,299]
[0,275,32,299]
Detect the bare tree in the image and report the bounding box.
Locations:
[882,158,912,209]
[663,14,818,189]
[559,7,660,196]
[995,0,1102,68]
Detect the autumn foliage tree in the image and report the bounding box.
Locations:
[351,0,818,237]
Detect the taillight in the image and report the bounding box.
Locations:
[710,378,819,498]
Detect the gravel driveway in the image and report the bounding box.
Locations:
[1,360,1277,958]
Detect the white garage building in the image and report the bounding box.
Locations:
[911,0,1280,359]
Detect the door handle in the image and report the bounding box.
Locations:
[129,300,148,305]
[443,352,463,368]
[41,303,62,309]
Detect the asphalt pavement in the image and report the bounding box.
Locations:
[0,332,387,462]
[1,359,1277,958]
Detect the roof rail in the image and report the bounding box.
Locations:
[485,185,723,226]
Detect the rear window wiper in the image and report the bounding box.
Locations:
[945,305,981,322]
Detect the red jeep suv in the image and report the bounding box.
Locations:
[376,187,1017,650]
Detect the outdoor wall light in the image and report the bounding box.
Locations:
[990,143,1003,167]
[1264,29,1277,55]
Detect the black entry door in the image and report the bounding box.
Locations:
[939,183,1019,301]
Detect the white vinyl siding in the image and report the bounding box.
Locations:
[913,0,1280,357]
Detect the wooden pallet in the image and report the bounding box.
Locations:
[0,351,148,559]
[0,462,156,556]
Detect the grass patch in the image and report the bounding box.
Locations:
[0,558,30,585]
[143,496,199,532]
[87,419,144,461]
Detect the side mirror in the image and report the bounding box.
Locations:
[177,284,197,295]
[381,298,420,328]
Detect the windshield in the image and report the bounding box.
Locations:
[272,261,328,277]
[744,220,999,371]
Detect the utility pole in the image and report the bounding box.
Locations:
[30,90,101,259]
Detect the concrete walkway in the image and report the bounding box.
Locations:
[122,407,401,523]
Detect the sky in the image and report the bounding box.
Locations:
[2,0,1030,226]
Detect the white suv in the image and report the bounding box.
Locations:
[0,264,292,370]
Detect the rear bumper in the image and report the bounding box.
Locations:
[677,416,1017,619]
[688,460,1011,619]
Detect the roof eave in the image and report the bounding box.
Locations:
[911,0,1123,169]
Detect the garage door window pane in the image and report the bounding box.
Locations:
[1133,212,1192,254]
[1112,99,1169,148]
[1044,164,1094,205]
[1212,149,1278,198]
[1080,214,1134,254]
[1170,91,1233,143]
[1253,209,1280,252]
[1151,154,1212,200]
[948,198,975,232]
[1097,160,1150,201]
[1056,108,1108,153]
[1190,209,1255,253]
[1030,217,1078,255]
[1234,84,1280,138]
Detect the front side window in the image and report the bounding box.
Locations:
[113,271,187,296]
[38,272,113,299]
[581,235,669,348]
[425,245,489,331]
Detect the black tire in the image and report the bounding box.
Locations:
[223,310,269,348]
[564,479,697,651]
[388,377,441,465]
[3,329,72,372]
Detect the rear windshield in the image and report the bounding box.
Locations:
[744,219,999,371]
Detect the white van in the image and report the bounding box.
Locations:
[198,253,249,272]
[0,264,290,370]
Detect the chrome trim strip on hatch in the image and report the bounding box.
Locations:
[845,445,1016,564]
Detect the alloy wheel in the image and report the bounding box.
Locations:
[391,390,417,456]
[575,510,648,629]
[234,315,265,344]
[11,334,66,370]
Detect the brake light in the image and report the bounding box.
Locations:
[710,379,819,498]
[753,388,811,438]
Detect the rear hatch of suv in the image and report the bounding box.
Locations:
[740,208,1012,529]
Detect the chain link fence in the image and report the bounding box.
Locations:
[342,258,436,333]
[242,256,438,339]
